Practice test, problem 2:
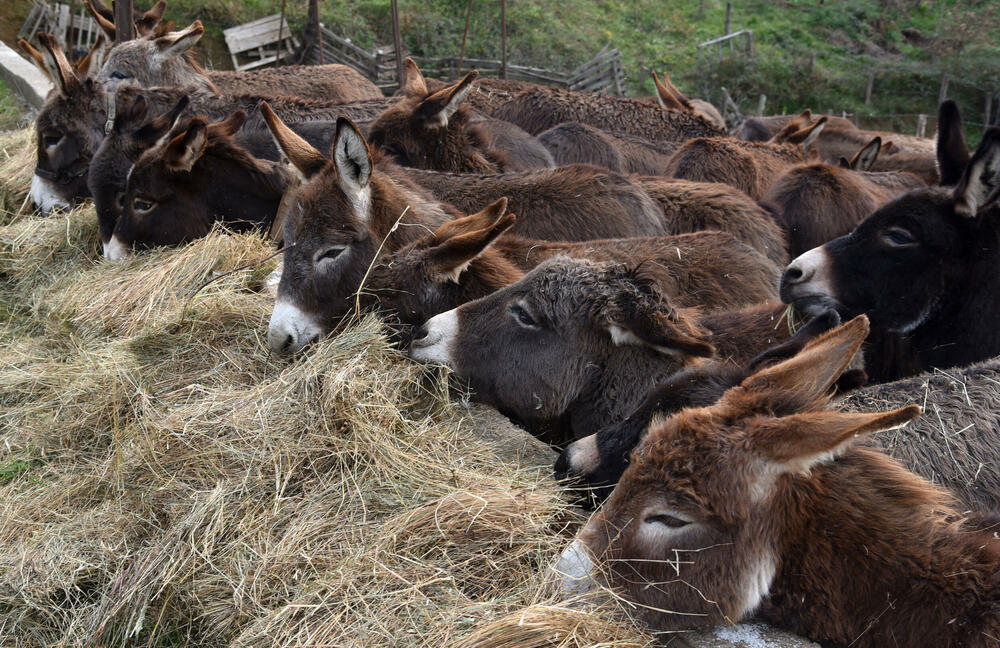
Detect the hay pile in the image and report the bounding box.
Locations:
[0,125,654,647]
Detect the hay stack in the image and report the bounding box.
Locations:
[0,125,654,647]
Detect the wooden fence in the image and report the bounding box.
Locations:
[18,0,103,56]
[305,25,626,95]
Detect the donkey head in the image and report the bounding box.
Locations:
[98,21,214,93]
[557,315,920,631]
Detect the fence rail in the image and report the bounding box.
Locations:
[306,25,626,95]
[19,0,103,56]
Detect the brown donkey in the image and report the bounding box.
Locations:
[664,110,828,200]
[105,112,294,259]
[556,315,1000,647]
[362,200,780,339]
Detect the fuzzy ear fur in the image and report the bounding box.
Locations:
[163,119,208,172]
[136,1,167,36]
[153,21,205,60]
[133,95,190,147]
[953,127,1000,217]
[846,137,881,171]
[84,0,116,40]
[652,72,693,111]
[416,70,479,127]
[748,405,921,477]
[207,111,248,139]
[729,315,869,416]
[36,32,80,97]
[427,198,516,283]
[74,34,108,79]
[19,39,49,79]
[937,100,970,186]
[402,57,429,97]
[603,278,714,360]
[332,117,373,190]
[260,101,328,180]
[779,116,827,148]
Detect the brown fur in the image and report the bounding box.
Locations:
[491,85,726,140]
[112,113,293,253]
[470,116,555,170]
[365,217,781,336]
[764,161,925,257]
[402,165,667,241]
[664,112,828,200]
[208,65,383,102]
[635,177,789,265]
[734,113,858,141]
[815,125,938,183]
[404,75,540,114]
[650,71,726,131]
[537,122,678,175]
[570,316,1000,646]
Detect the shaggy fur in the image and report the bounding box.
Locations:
[537,122,678,175]
[491,85,725,140]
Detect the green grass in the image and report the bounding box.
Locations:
[158,0,999,140]
[0,76,26,132]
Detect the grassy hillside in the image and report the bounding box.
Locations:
[158,0,998,135]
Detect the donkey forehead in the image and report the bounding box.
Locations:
[287,176,366,239]
[860,188,962,236]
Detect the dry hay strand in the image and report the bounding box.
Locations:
[0,125,35,217]
[447,603,651,648]
[0,167,654,646]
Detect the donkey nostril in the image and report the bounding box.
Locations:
[783,264,809,285]
[281,333,296,352]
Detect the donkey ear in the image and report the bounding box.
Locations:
[207,110,247,138]
[653,72,693,111]
[134,95,189,146]
[136,0,167,36]
[164,119,208,172]
[260,101,328,180]
[154,21,204,60]
[36,33,80,97]
[427,198,516,283]
[749,405,921,477]
[937,100,970,186]
[75,34,107,79]
[402,57,428,97]
[332,117,373,191]
[850,136,881,171]
[731,315,869,415]
[954,128,1000,217]
[782,116,827,148]
[603,286,714,360]
[416,70,479,127]
[838,156,851,169]
[18,39,49,80]
[84,0,116,40]
[651,73,686,111]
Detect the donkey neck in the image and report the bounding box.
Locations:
[761,448,1000,647]
[200,148,290,229]
[427,117,501,173]
[368,163,458,244]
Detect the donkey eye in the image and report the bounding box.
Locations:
[882,226,917,247]
[43,134,62,148]
[133,197,156,214]
[644,514,690,529]
[315,246,347,264]
[509,302,538,329]
[109,70,130,80]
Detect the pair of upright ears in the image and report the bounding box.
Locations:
[401,57,479,127]
[771,109,828,149]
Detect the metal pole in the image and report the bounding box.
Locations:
[113,0,134,44]
[391,0,404,86]
[457,0,473,76]
[500,0,507,79]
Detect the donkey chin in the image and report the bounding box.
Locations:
[30,175,73,216]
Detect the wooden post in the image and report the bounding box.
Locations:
[114,0,134,44]
[865,69,875,105]
[500,0,508,79]
[985,91,993,127]
[275,0,287,67]
[458,0,473,76]
[756,93,766,116]
[745,30,753,56]
[67,0,78,50]
[938,73,950,104]
[391,0,404,86]
[916,113,927,138]
[724,2,732,34]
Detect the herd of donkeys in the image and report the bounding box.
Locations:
[17,1,1000,645]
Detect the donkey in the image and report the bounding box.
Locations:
[89,94,341,252]
[558,316,1000,513]
[260,109,670,354]
[491,84,726,140]
[734,113,857,141]
[26,34,388,213]
[664,110,828,200]
[650,71,725,131]
[409,255,808,440]
[536,122,679,175]
[367,58,549,172]
[362,201,780,340]
[763,137,924,257]
[780,103,1000,382]
[105,112,295,259]
[556,316,1000,648]
[94,16,385,103]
